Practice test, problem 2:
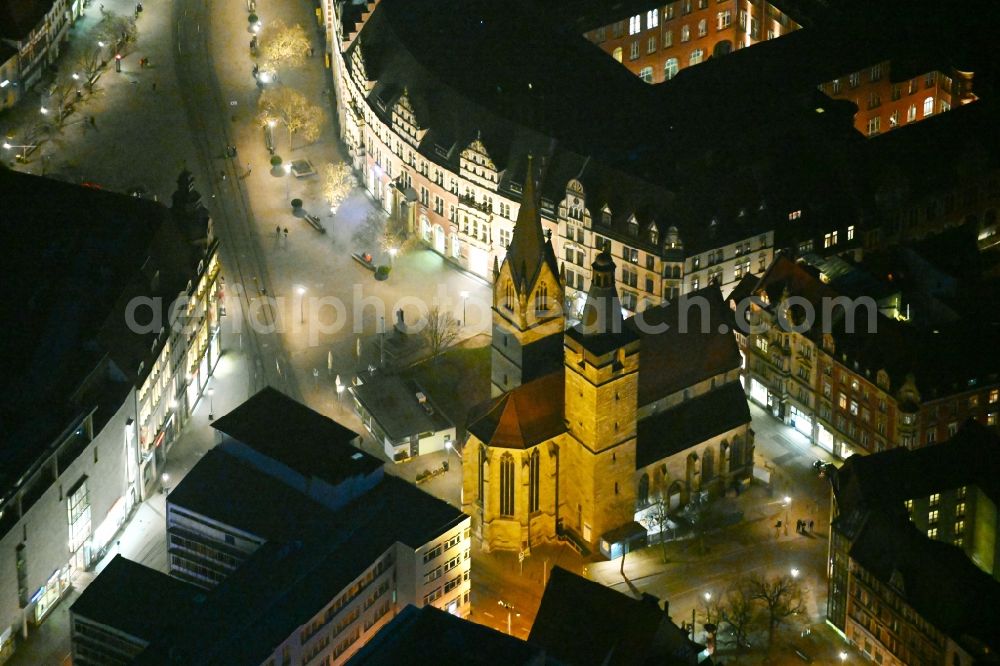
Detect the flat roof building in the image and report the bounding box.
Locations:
[351,376,456,462]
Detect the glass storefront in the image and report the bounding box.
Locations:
[790,406,812,438]
[817,426,834,454]
[750,378,769,407]
[32,566,70,625]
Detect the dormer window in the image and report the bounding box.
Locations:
[649,225,659,245]
[627,216,639,237]
[601,205,612,226]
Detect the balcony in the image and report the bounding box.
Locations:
[457,193,491,214]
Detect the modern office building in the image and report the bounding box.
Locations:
[0,169,217,664]
[71,388,472,665]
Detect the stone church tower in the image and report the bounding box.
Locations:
[490,155,565,396]
[562,252,640,546]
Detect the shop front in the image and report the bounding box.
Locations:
[789,406,813,439]
[750,378,769,407]
[30,566,71,626]
[817,425,835,455]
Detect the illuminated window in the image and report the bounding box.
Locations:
[904,499,913,515]
[990,389,998,404]
[629,14,641,35]
[647,36,657,53]
[499,453,515,516]
[957,502,966,517]
[850,401,859,416]
[923,96,934,116]
[788,210,802,220]
[664,57,679,80]
[849,72,860,88]
[647,9,659,28]
[681,25,690,42]
[697,18,707,36]
[613,47,623,62]
[957,486,967,499]
[955,519,965,534]
[756,337,768,353]
[851,379,860,392]
[929,493,940,507]
[969,395,979,408]
[639,66,654,83]
[927,527,938,539]
[954,537,964,547]
[907,104,917,122]
[689,48,704,65]
[717,10,731,29]
[928,510,939,524]
[838,394,848,410]
[847,225,855,241]
[824,231,838,248]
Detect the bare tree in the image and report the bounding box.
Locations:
[257,87,323,150]
[323,162,355,212]
[718,580,756,653]
[259,20,310,70]
[95,12,137,52]
[423,306,461,357]
[70,48,102,89]
[646,496,672,563]
[746,573,803,648]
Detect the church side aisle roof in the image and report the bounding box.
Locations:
[467,372,566,449]
[636,383,750,468]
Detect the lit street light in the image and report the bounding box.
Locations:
[388,246,398,264]
[703,591,712,602]
[790,567,800,579]
[784,495,791,536]
[284,162,292,199]
[497,600,518,635]
[207,386,215,421]
[840,651,848,661]
[39,106,48,115]
[460,290,469,326]
[296,285,307,323]
[3,142,37,160]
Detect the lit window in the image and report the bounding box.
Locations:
[850,401,859,416]
[689,48,703,65]
[907,104,917,122]
[639,66,653,83]
[866,116,881,136]
[629,14,641,35]
[717,10,731,30]
[630,41,640,59]
[957,486,967,499]
[928,510,939,524]
[788,210,802,220]
[612,47,623,62]
[664,57,679,80]
[954,537,964,547]
[957,502,966,517]
[990,389,998,404]
[927,527,938,539]
[697,18,707,36]
[904,499,913,515]
[923,96,934,116]
[647,9,659,29]
[955,519,965,534]
[838,394,847,410]
[929,493,940,507]
[681,25,690,42]
[847,225,855,241]
[756,337,768,353]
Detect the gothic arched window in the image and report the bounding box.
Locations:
[478,445,487,504]
[638,473,650,507]
[500,453,515,516]
[528,449,540,513]
[535,282,549,314]
[504,279,514,310]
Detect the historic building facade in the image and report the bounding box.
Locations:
[581,0,801,84]
[462,165,754,556]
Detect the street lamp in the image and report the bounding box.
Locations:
[3,142,36,160]
[98,40,106,47]
[839,651,848,661]
[39,106,48,115]
[284,162,292,199]
[703,591,712,602]
[460,290,469,326]
[790,567,800,579]
[207,387,215,421]
[783,495,791,536]
[388,246,398,264]
[71,72,80,80]
[296,285,307,324]
[498,600,518,635]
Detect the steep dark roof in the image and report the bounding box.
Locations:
[834,420,1000,513]
[211,387,381,485]
[627,286,742,405]
[529,567,703,666]
[467,371,566,449]
[637,383,750,469]
[348,605,552,665]
[850,514,1000,657]
[70,555,205,642]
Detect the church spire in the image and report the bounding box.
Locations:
[577,250,624,336]
[504,154,547,292]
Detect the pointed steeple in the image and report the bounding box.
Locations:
[504,154,547,292]
[577,250,624,336]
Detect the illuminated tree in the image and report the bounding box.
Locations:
[95,11,137,52]
[323,162,355,212]
[257,87,323,150]
[423,306,461,357]
[259,20,310,71]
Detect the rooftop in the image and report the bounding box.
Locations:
[347,605,552,665]
[167,447,337,542]
[70,555,205,643]
[466,371,566,449]
[211,387,381,486]
[351,375,453,441]
[636,382,750,469]
[626,286,742,406]
[528,566,704,666]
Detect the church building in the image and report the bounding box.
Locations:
[462,158,755,557]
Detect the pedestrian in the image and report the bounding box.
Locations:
[246,162,252,175]
[151,81,156,91]
[309,46,315,57]
[275,225,281,238]
[808,520,814,532]
[220,170,227,181]
[89,115,96,127]
[283,227,289,241]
